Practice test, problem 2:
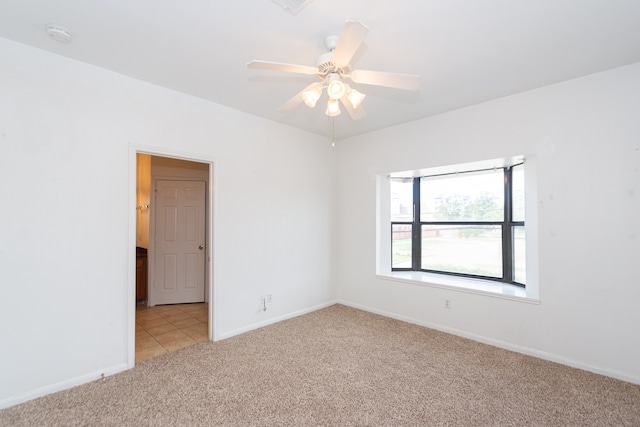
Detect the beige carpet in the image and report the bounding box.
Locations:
[2,304,639,426]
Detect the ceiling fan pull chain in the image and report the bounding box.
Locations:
[331,117,336,148]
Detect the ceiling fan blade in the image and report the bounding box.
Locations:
[278,82,322,112]
[330,20,369,67]
[351,69,421,91]
[340,96,366,120]
[247,60,318,75]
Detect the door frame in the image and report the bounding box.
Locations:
[128,144,216,368]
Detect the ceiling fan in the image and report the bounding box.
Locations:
[247,20,421,119]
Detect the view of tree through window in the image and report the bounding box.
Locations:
[391,165,525,286]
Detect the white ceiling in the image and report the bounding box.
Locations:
[1,0,640,139]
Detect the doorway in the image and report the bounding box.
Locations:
[133,151,213,364]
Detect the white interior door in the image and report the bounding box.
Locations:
[152,180,206,305]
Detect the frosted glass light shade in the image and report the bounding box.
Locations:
[302,86,322,108]
[346,87,366,109]
[327,74,346,100]
[325,98,341,116]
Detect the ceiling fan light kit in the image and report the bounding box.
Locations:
[247,20,420,120]
[299,76,360,117]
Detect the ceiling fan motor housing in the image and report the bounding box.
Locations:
[317,59,351,77]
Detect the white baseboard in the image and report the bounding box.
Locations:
[216,300,338,341]
[338,300,640,386]
[0,363,129,410]
[7,299,633,410]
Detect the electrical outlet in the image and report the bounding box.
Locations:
[444,299,452,309]
[267,293,272,302]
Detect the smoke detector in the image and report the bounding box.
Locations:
[271,0,314,15]
[46,24,72,43]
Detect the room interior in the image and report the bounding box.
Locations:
[1,0,640,413]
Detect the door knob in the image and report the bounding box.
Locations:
[199,245,204,250]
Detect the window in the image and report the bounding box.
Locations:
[391,164,525,287]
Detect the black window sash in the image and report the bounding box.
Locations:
[391,166,525,288]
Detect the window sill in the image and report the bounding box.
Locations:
[376,271,540,304]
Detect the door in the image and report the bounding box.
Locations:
[152,179,206,305]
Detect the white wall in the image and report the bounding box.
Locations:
[0,38,336,407]
[336,62,640,383]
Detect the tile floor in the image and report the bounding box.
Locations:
[135,302,208,362]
